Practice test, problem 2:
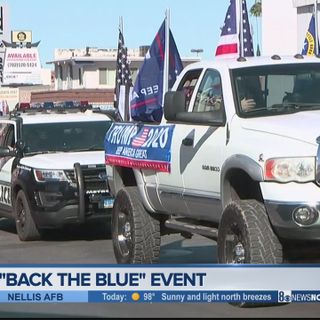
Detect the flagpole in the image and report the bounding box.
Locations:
[120,16,129,121]
[119,16,130,121]
[122,17,130,122]
[163,9,170,102]
[119,16,123,34]
[315,0,319,55]
[238,0,244,57]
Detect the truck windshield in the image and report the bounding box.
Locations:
[232,63,320,117]
[23,120,112,154]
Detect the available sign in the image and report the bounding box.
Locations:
[2,48,41,85]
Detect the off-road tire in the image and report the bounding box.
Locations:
[112,187,161,264]
[218,200,282,264]
[218,200,283,307]
[15,190,41,241]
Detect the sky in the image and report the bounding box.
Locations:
[2,0,258,68]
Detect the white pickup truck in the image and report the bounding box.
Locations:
[105,55,320,264]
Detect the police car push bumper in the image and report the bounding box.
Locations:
[22,163,112,228]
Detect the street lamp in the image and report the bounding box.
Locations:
[191,49,204,56]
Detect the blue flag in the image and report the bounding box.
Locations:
[130,20,183,122]
[302,14,318,55]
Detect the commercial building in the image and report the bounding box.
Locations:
[262,0,320,56]
[30,46,199,108]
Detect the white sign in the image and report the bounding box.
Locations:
[2,48,42,85]
[0,87,19,111]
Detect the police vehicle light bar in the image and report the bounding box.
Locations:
[15,101,91,113]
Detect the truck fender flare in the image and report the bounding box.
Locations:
[111,166,156,213]
[133,169,157,213]
[220,155,264,208]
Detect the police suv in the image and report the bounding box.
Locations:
[0,104,114,241]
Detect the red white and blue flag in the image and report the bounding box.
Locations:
[131,127,150,147]
[215,0,254,58]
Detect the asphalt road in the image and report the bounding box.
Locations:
[0,217,319,318]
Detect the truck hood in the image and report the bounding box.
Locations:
[240,111,320,145]
[20,151,105,170]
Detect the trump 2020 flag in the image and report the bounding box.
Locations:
[215,0,254,58]
[130,20,183,122]
[301,14,319,55]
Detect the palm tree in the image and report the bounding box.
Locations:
[250,0,262,17]
[250,0,262,55]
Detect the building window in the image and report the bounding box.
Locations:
[57,65,63,90]
[68,64,73,81]
[67,64,73,89]
[99,68,107,85]
[99,68,116,86]
[79,67,83,86]
[131,68,138,83]
[106,69,116,86]
[58,65,63,80]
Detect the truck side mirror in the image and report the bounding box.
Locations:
[164,91,186,121]
[0,147,15,157]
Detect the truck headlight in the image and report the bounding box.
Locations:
[265,157,315,183]
[34,169,68,182]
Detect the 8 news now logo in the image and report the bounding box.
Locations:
[278,290,320,303]
[278,291,292,303]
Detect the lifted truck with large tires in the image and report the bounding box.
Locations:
[106,55,320,264]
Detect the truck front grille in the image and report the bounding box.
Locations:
[65,166,109,192]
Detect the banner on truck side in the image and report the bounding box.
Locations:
[104,123,175,173]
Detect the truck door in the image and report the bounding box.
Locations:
[166,69,226,222]
[155,69,202,215]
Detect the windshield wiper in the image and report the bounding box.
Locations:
[26,150,63,155]
[68,145,103,152]
[271,103,320,112]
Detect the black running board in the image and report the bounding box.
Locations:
[165,218,218,240]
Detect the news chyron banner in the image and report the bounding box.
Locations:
[2,48,42,85]
[0,265,319,304]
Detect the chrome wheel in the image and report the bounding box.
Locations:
[112,187,161,264]
[117,212,133,257]
[225,225,246,264]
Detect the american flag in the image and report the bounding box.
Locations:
[114,28,132,116]
[215,0,254,58]
[132,127,149,148]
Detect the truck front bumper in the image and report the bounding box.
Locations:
[33,202,112,228]
[261,181,320,240]
[32,189,114,228]
[265,201,320,240]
